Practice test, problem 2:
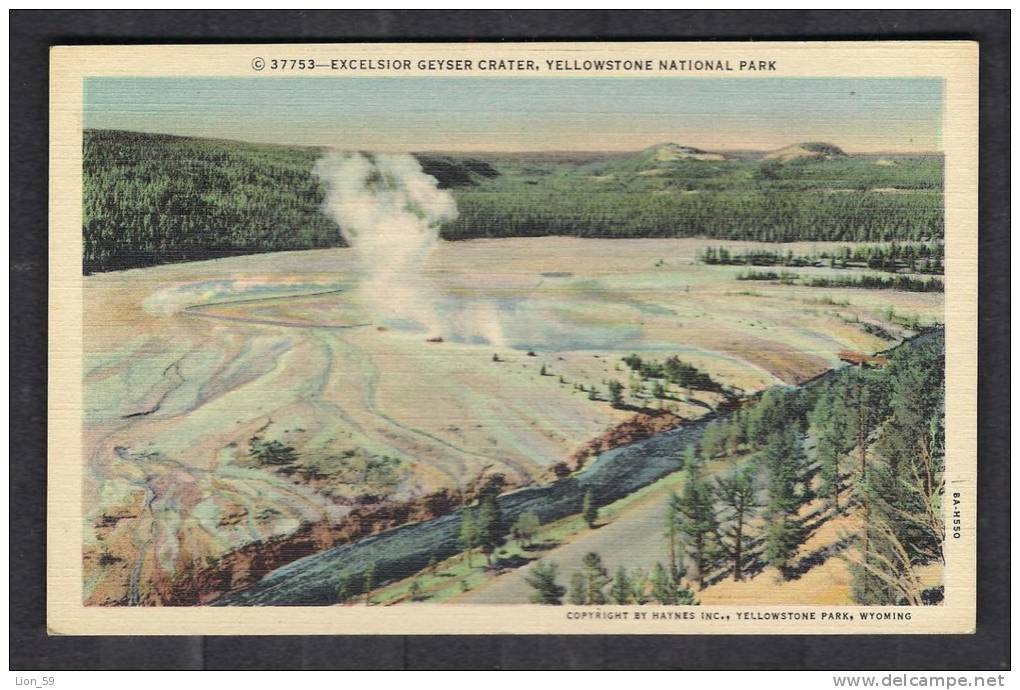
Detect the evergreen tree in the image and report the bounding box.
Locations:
[762,430,809,578]
[675,583,698,605]
[335,573,355,604]
[580,552,610,605]
[459,509,478,567]
[82,130,944,275]
[850,338,945,605]
[748,388,806,449]
[845,365,891,595]
[525,561,566,605]
[363,563,376,605]
[568,572,588,605]
[610,566,633,604]
[511,511,541,547]
[809,386,851,511]
[664,490,681,580]
[715,467,759,581]
[409,579,426,602]
[475,495,506,566]
[653,381,667,402]
[607,380,625,408]
[673,447,719,589]
[582,489,599,528]
[650,562,677,605]
[82,130,344,273]
[630,568,651,605]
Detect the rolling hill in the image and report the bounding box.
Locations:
[764,141,848,162]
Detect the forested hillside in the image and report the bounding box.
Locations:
[663,331,946,605]
[83,130,342,273]
[444,145,944,242]
[520,331,946,607]
[82,130,944,273]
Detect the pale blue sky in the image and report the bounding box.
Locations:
[84,77,942,152]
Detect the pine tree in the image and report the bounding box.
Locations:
[673,447,719,589]
[846,365,891,596]
[580,552,610,605]
[664,491,681,580]
[511,511,541,547]
[609,566,633,604]
[762,429,808,578]
[650,562,677,605]
[630,567,651,605]
[335,573,354,604]
[849,337,945,605]
[675,583,698,605]
[715,467,759,582]
[653,381,667,402]
[568,572,588,605]
[607,380,625,407]
[409,579,426,602]
[459,509,478,567]
[810,386,850,511]
[81,130,944,274]
[475,495,506,566]
[582,489,598,528]
[363,563,376,605]
[525,561,566,605]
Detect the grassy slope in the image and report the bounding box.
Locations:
[368,463,697,606]
[372,463,939,608]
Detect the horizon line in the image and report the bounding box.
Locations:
[84,127,943,157]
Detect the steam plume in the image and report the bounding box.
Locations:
[314,152,456,333]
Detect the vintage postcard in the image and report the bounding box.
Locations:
[48,41,977,635]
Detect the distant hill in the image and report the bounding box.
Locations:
[414,155,500,188]
[641,142,728,162]
[443,140,943,243]
[764,142,848,162]
[583,143,735,183]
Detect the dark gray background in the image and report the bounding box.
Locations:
[10,9,1010,671]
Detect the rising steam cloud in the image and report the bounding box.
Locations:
[314,152,457,333]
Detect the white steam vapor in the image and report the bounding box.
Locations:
[314,152,457,334]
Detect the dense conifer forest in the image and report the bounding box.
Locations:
[700,242,944,274]
[83,129,944,273]
[526,331,946,606]
[83,130,342,272]
[687,330,946,605]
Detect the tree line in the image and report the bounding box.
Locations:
[736,269,944,293]
[700,242,944,275]
[621,353,726,396]
[527,554,698,606]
